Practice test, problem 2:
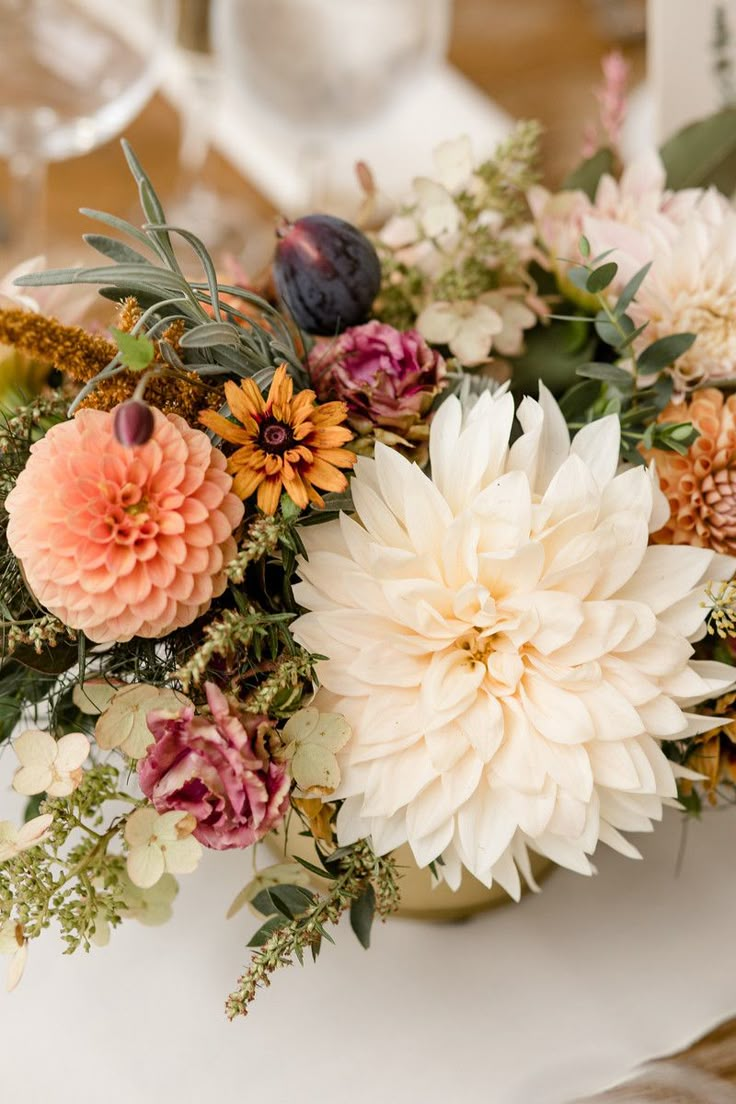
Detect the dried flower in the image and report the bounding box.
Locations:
[308,321,446,457]
[139,682,290,850]
[12,729,89,798]
[200,364,355,514]
[124,808,202,889]
[93,684,192,760]
[0,815,54,861]
[0,921,27,992]
[643,389,736,552]
[6,406,244,643]
[277,708,351,796]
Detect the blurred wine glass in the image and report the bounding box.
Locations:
[211,0,452,208]
[0,0,176,260]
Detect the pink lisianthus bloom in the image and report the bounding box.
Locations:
[308,321,446,460]
[138,683,290,850]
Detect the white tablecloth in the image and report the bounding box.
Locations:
[2,779,736,1104]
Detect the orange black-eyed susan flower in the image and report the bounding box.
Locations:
[200,364,355,515]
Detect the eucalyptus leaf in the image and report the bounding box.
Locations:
[586,262,618,294]
[576,361,634,386]
[615,262,652,316]
[638,332,696,372]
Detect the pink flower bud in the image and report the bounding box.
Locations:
[113,399,155,447]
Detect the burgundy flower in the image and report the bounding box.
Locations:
[308,321,446,459]
[138,682,289,850]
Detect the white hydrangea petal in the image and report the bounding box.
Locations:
[163,835,202,876]
[12,764,53,797]
[54,732,90,773]
[127,844,165,890]
[13,729,56,768]
[124,807,159,848]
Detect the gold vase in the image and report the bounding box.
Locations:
[270,829,553,921]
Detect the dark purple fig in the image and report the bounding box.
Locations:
[113,399,155,446]
[273,213,381,335]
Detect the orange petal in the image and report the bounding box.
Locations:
[225,378,264,423]
[199,410,251,444]
[282,470,310,510]
[257,477,283,515]
[267,365,294,410]
[307,427,354,448]
[314,447,356,468]
[232,467,265,500]
[305,457,349,493]
[311,401,350,426]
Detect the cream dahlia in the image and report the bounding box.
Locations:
[6,407,243,643]
[292,387,736,895]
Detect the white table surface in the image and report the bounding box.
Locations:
[2,764,736,1104]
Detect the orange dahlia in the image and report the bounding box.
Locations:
[643,389,736,553]
[200,364,355,515]
[5,407,244,644]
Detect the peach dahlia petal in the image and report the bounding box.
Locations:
[6,407,244,644]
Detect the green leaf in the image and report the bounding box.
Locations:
[83,234,150,265]
[567,265,591,292]
[615,262,652,316]
[246,916,284,947]
[251,884,315,920]
[586,262,618,294]
[579,235,591,258]
[637,332,696,372]
[558,378,602,420]
[562,147,615,198]
[576,361,634,386]
[110,327,155,373]
[349,884,376,949]
[660,107,736,192]
[179,322,242,349]
[292,855,332,879]
[23,795,44,823]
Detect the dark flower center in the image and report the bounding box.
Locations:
[259,418,294,453]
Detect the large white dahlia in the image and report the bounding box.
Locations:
[291,387,736,896]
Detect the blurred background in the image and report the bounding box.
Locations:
[0,0,655,274]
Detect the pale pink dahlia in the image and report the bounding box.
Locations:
[6,407,244,643]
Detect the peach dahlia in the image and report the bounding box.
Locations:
[6,406,243,643]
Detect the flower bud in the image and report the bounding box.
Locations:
[113,399,155,447]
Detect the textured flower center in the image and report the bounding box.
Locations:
[457,629,494,664]
[259,418,294,453]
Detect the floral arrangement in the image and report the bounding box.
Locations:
[3,73,736,1018]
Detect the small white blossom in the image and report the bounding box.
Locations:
[417,299,503,366]
[124,807,202,890]
[0,814,54,861]
[0,921,27,991]
[92,683,191,760]
[12,729,90,797]
[279,708,352,797]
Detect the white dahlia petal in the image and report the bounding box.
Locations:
[292,389,736,891]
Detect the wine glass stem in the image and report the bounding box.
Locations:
[6,148,47,258]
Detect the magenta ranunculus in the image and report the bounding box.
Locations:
[308,321,446,443]
[138,682,289,850]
